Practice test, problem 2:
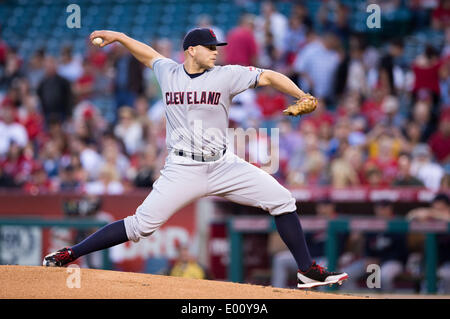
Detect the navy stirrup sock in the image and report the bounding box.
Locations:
[71,220,129,259]
[274,211,313,272]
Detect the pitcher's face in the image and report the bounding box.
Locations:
[192,44,218,69]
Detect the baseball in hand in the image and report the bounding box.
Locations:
[92,37,103,46]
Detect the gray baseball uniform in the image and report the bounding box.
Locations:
[124,58,296,242]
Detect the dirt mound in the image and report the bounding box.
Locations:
[0,265,364,299]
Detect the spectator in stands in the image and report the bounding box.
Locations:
[71,100,105,143]
[25,48,45,91]
[0,141,34,187]
[336,91,363,122]
[317,2,351,46]
[327,117,352,159]
[410,143,445,191]
[169,244,208,279]
[37,56,73,125]
[412,45,444,107]
[402,120,423,153]
[85,163,124,195]
[378,39,405,96]
[428,112,450,164]
[334,36,368,99]
[365,127,400,184]
[411,91,438,142]
[86,40,108,71]
[91,59,115,124]
[23,162,56,194]
[43,118,69,159]
[277,118,301,182]
[0,164,17,188]
[132,144,158,188]
[111,45,144,121]
[255,85,286,121]
[100,137,130,181]
[69,136,103,181]
[259,20,282,69]
[407,193,450,293]
[283,6,309,73]
[293,31,341,103]
[290,2,313,30]
[380,95,405,128]
[0,26,8,67]
[340,200,409,292]
[286,121,319,186]
[330,146,363,188]
[73,60,96,103]
[432,0,450,30]
[408,192,450,222]
[58,164,82,191]
[114,106,144,156]
[17,93,44,143]
[254,1,289,56]
[442,26,450,58]
[360,84,389,129]
[439,53,450,106]
[0,105,29,157]
[392,152,425,187]
[0,47,22,90]
[57,45,83,82]
[224,14,259,66]
[303,147,330,186]
[40,139,61,179]
[133,95,152,140]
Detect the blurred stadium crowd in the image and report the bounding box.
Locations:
[0,0,449,196]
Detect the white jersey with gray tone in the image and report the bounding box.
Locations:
[153,58,264,156]
[124,58,297,243]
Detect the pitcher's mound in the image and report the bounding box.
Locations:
[0,265,363,299]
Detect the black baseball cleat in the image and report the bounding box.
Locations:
[42,247,76,267]
[297,261,348,289]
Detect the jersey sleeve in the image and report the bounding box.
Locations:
[152,57,178,86]
[226,65,265,97]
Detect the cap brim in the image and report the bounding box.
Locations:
[204,41,227,46]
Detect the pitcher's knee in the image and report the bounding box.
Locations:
[268,194,297,216]
[124,214,157,242]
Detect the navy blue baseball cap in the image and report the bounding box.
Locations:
[182,28,227,51]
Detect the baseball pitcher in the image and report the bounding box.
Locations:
[43,28,348,289]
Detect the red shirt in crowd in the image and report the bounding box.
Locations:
[306,109,335,128]
[88,50,108,70]
[429,113,450,163]
[412,59,443,95]
[75,72,95,101]
[224,26,258,66]
[256,90,286,118]
[20,111,44,141]
[361,99,384,128]
[364,157,399,185]
[429,130,450,162]
[0,40,7,65]
[432,1,450,28]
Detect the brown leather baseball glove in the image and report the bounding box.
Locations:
[282,93,318,116]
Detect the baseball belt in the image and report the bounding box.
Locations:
[174,148,227,162]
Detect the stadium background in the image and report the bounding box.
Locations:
[0,0,449,296]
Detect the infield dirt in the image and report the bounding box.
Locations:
[0,265,365,299]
